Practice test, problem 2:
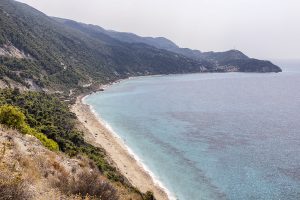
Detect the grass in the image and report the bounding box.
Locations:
[0,141,31,200]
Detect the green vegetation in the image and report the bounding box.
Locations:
[0,89,157,198]
[0,88,124,182]
[21,123,59,151]
[0,57,45,88]
[59,19,282,74]
[0,0,210,91]
[0,105,25,129]
[0,0,281,92]
[144,191,155,200]
[0,104,59,151]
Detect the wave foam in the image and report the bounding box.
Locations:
[83,96,177,200]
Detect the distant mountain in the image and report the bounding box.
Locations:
[0,0,281,92]
[56,18,281,74]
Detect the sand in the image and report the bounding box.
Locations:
[71,95,169,200]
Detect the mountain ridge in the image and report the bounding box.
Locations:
[0,0,281,93]
[0,1,284,199]
[54,17,281,74]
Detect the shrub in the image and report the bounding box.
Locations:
[20,124,59,151]
[55,169,119,200]
[0,171,31,200]
[75,170,118,200]
[0,105,26,129]
[0,90,126,189]
[0,105,59,151]
[144,191,155,200]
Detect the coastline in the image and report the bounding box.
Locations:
[71,94,170,200]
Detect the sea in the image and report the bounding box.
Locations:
[84,60,300,200]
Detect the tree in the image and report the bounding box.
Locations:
[0,105,59,151]
[144,191,155,200]
[0,105,25,129]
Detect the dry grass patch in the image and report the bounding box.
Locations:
[0,140,31,200]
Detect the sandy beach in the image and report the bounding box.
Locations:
[71,95,169,200]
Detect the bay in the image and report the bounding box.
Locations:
[85,60,300,200]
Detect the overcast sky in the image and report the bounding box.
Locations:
[17,0,300,60]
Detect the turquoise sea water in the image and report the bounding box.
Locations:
[84,60,300,200]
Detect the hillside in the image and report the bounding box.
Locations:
[64,19,281,74]
[0,0,281,93]
[0,1,283,199]
[0,0,214,92]
[0,88,159,200]
[0,128,147,200]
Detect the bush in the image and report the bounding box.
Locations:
[0,105,59,151]
[0,89,129,191]
[55,169,119,200]
[21,124,59,151]
[0,171,31,200]
[73,170,118,200]
[144,191,155,200]
[0,105,26,129]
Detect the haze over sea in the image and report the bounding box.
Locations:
[85,60,300,200]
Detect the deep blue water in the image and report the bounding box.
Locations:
[85,60,300,200]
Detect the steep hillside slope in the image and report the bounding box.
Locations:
[0,128,146,200]
[0,0,281,92]
[0,88,158,200]
[0,0,214,91]
[63,18,281,74]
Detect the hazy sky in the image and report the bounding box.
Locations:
[17,0,300,60]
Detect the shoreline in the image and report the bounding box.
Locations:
[71,94,171,200]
